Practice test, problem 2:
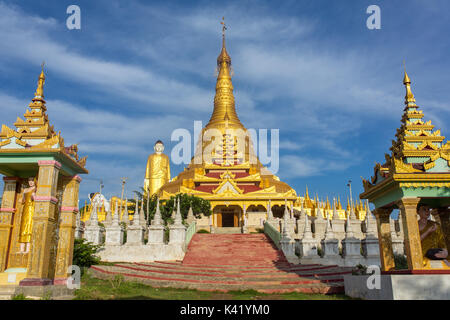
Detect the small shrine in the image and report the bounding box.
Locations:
[360,71,450,272]
[0,66,88,293]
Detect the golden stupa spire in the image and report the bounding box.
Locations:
[337,196,343,210]
[34,62,46,99]
[403,62,417,107]
[325,196,331,210]
[206,17,243,129]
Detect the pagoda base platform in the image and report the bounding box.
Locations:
[343,274,450,300]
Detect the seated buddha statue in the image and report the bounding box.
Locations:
[19,177,37,254]
[417,204,449,269]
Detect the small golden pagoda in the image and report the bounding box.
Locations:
[156,20,297,228]
[0,66,88,288]
[294,187,362,221]
[360,70,450,271]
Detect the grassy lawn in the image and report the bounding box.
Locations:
[74,272,351,300]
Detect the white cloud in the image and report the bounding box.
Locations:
[0,2,212,113]
[279,141,304,151]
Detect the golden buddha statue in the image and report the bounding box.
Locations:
[417,204,449,269]
[144,140,171,196]
[19,177,37,254]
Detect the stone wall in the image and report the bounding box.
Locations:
[98,243,185,262]
[269,210,408,268]
[80,202,188,263]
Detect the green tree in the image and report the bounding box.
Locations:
[72,238,102,273]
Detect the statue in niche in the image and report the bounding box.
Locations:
[19,177,37,254]
[417,204,449,268]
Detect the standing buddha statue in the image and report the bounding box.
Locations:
[144,140,171,196]
[19,177,37,254]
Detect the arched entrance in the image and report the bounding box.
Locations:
[213,205,242,227]
[271,205,289,218]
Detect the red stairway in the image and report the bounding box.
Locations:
[90,234,353,294]
[182,234,288,266]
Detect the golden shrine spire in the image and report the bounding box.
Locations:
[34,62,46,99]
[403,66,417,107]
[206,17,243,129]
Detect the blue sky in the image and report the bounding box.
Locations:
[1,0,449,205]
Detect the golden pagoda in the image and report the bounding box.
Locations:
[157,20,297,228]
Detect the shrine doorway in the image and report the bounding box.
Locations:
[213,205,242,227]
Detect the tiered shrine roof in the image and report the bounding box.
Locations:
[0,66,88,176]
[362,70,450,196]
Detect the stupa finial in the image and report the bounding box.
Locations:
[221,16,227,48]
[217,16,231,66]
[403,62,417,106]
[34,62,46,99]
[206,17,243,129]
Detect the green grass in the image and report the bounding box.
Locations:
[11,294,29,300]
[74,271,350,300]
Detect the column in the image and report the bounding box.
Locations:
[0,177,19,272]
[397,198,423,270]
[53,175,81,285]
[373,207,395,271]
[21,160,61,285]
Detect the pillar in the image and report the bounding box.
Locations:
[169,223,186,245]
[397,198,423,270]
[280,220,296,259]
[373,207,395,272]
[126,224,145,245]
[21,160,61,286]
[342,237,362,267]
[299,215,318,260]
[53,175,81,285]
[0,177,19,272]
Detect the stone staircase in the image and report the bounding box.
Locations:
[90,234,354,294]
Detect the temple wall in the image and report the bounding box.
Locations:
[195,213,211,232]
[267,214,411,268]
[98,244,185,262]
[246,212,265,232]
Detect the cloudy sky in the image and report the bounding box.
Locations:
[1,0,449,205]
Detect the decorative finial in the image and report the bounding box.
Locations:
[403,65,416,106]
[34,62,46,98]
[403,60,411,85]
[221,16,227,43]
[217,16,231,66]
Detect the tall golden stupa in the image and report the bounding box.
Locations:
[155,20,297,227]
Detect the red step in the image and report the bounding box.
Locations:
[89,234,352,294]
